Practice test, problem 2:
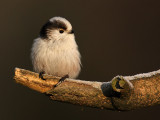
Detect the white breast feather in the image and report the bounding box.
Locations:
[31,36,81,78]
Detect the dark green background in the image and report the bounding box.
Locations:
[1,0,160,120]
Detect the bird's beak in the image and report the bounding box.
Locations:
[69,30,74,34]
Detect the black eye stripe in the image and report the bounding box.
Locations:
[55,20,67,30]
[40,20,67,38]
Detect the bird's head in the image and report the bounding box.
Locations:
[39,17,74,41]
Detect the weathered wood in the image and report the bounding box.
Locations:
[14,68,160,111]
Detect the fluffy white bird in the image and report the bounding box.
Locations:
[31,17,81,86]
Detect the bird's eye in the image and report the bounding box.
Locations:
[59,29,64,33]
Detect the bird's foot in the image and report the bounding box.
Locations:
[39,71,46,80]
[54,74,69,87]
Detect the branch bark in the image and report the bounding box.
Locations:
[14,68,160,111]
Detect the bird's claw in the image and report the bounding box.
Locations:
[39,72,46,80]
[54,74,69,87]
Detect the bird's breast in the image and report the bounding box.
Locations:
[36,40,81,78]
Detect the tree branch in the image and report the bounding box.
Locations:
[14,68,160,111]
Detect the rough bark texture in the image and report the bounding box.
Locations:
[14,68,160,111]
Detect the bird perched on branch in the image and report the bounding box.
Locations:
[31,17,81,86]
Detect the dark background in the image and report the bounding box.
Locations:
[1,0,160,120]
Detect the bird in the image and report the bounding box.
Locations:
[31,16,81,86]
